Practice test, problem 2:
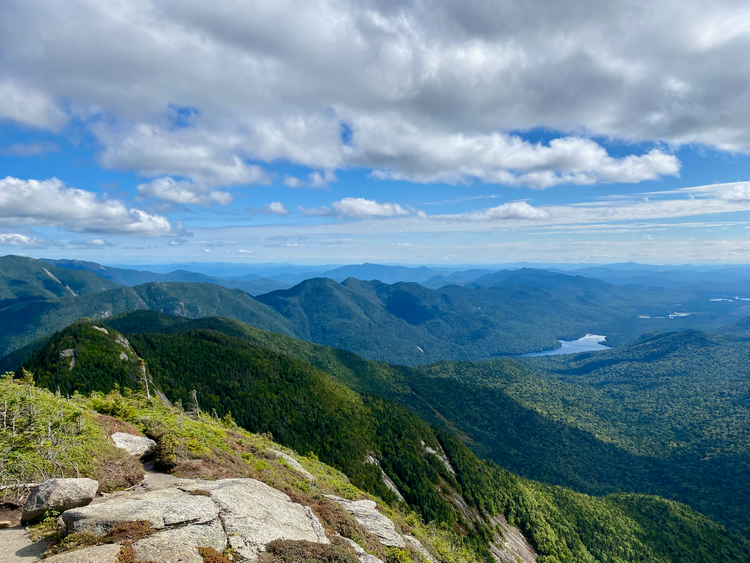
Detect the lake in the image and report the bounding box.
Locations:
[521,334,609,357]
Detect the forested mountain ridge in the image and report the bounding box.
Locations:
[0,255,120,307]
[2,255,748,363]
[72,311,750,541]
[14,317,750,562]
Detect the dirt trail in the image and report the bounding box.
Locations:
[0,527,50,562]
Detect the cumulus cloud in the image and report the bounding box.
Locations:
[0,176,177,235]
[7,0,742,188]
[361,125,680,188]
[137,177,233,206]
[0,79,67,130]
[438,202,551,221]
[301,198,412,219]
[284,170,336,189]
[246,202,290,215]
[0,233,57,247]
[98,125,272,189]
[333,198,410,218]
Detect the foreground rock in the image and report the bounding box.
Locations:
[51,477,332,563]
[326,496,405,548]
[61,488,218,536]
[190,478,329,561]
[22,478,99,522]
[110,432,156,458]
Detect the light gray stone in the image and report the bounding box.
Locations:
[115,334,132,350]
[92,326,109,335]
[340,536,384,563]
[59,349,76,370]
[111,432,156,458]
[489,514,537,563]
[326,496,404,548]
[61,488,218,536]
[133,519,227,563]
[404,536,437,563]
[197,478,329,562]
[119,351,128,361]
[43,543,120,563]
[270,449,316,483]
[364,455,404,502]
[23,478,99,522]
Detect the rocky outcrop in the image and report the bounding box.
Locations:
[59,349,76,370]
[269,449,316,483]
[22,478,99,522]
[132,519,227,563]
[404,536,437,563]
[326,496,404,548]
[193,478,329,561]
[114,334,132,350]
[51,477,332,563]
[490,514,537,563]
[61,487,219,536]
[92,326,109,335]
[340,536,384,563]
[364,455,405,502]
[111,432,156,458]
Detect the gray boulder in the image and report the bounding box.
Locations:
[133,519,227,563]
[194,478,329,561]
[61,488,218,536]
[22,478,99,522]
[111,432,156,458]
[326,496,404,548]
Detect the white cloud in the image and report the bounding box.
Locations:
[332,198,410,218]
[0,233,56,247]
[137,177,233,206]
[85,238,113,247]
[0,176,177,236]
[246,202,290,215]
[284,170,336,189]
[283,175,304,188]
[264,202,290,215]
[437,201,550,221]
[10,0,745,188]
[362,125,680,188]
[0,79,67,130]
[98,125,271,189]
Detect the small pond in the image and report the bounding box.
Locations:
[521,334,608,357]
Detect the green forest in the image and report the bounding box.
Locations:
[15,315,750,562]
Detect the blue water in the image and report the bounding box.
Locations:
[521,334,609,357]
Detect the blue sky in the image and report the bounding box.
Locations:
[3,1,750,265]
